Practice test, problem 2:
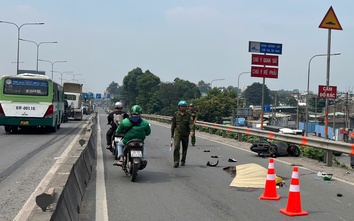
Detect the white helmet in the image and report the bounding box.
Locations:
[114,102,123,109]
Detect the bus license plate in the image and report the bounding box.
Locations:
[131,150,142,157]
[20,121,29,125]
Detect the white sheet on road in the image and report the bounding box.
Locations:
[230,163,267,188]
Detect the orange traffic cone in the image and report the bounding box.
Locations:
[259,158,280,200]
[280,166,308,216]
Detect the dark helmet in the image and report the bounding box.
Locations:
[130,105,142,115]
[178,100,187,106]
[189,103,194,107]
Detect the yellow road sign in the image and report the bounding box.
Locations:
[319,6,343,30]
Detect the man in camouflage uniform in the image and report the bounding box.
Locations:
[188,103,197,146]
[171,100,194,168]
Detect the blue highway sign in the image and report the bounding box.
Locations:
[249,41,282,55]
[96,93,102,99]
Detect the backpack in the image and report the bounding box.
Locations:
[113,113,124,126]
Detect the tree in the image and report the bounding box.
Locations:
[156,78,201,116]
[308,97,326,113]
[191,88,237,123]
[197,80,211,94]
[243,82,272,105]
[106,81,121,102]
[276,92,298,106]
[136,70,161,113]
[122,67,144,106]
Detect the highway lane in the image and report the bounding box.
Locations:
[80,110,354,221]
[0,117,88,221]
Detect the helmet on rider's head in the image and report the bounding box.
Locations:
[189,103,194,107]
[178,100,187,106]
[114,102,123,109]
[130,105,142,115]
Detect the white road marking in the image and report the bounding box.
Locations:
[95,114,109,221]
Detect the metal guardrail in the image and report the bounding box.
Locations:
[143,114,354,167]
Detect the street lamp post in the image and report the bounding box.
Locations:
[210,78,225,88]
[66,73,82,82]
[19,38,57,72]
[236,72,250,125]
[0,21,44,74]
[305,52,341,136]
[38,59,67,79]
[53,71,73,85]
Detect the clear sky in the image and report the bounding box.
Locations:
[0,1,353,95]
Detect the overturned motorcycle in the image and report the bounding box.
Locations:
[116,139,147,182]
[250,140,301,158]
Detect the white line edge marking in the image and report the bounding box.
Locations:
[13,122,88,221]
[96,113,109,221]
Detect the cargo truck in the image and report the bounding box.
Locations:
[63,82,83,121]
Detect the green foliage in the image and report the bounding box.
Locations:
[299,146,324,161]
[227,132,238,139]
[243,82,272,105]
[136,70,161,113]
[242,135,260,143]
[308,97,326,113]
[197,80,211,94]
[156,78,201,116]
[275,91,298,106]
[215,129,223,136]
[195,88,237,123]
[106,81,122,103]
[122,68,144,107]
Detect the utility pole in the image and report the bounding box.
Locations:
[272,91,277,126]
[296,92,299,129]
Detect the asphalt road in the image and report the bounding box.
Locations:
[79,111,354,221]
[0,117,88,221]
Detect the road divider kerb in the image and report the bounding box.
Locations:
[27,113,97,221]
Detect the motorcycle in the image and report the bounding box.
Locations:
[111,133,123,160]
[250,140,301,158]
[120,138,147,182]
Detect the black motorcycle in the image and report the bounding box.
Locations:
[250,140,301,157]
[121,139,147,182]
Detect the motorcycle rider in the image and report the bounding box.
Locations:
[115,105,151,166]
[106,102,129,151]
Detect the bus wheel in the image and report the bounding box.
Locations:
[5,126,11,133]
[51,125,57,132]
[50,120,58,132]
[11,126,18,133]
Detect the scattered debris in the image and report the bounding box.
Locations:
[79,139,86,146]
[275,176,286,187]
[228,158,237,162]
[317,171,333,181]
[203,150,210,152]
[223,166,236,177]
[211,155,218,158]
[206,160,219,167]
[290,164,303,167]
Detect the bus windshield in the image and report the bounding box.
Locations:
[3,78,48,96]
[64,94,76,100]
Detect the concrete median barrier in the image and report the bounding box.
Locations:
[29,113,97,221]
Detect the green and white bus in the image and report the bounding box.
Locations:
[0,73,64,133]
